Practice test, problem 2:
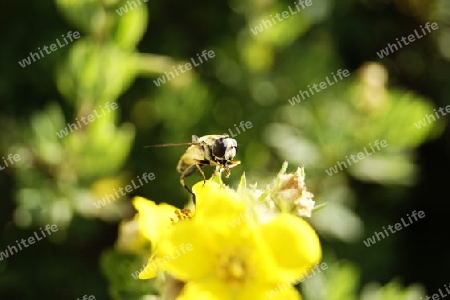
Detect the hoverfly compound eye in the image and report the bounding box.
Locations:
[212,138,227,158]
[224,138,237,160]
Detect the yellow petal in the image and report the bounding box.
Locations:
[177,280,229,300]
[191,180,256,254]
[260,214,322,283]
[192,180,246,221]
[238,283,302,300]
[157,221,216,281]
[132,196,178,243]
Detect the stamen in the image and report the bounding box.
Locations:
[216,248,250,285]
[170,209,193,224]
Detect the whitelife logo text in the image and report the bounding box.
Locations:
[77,296,95,300]
[326,140,388,176]
[56,102,118,139]
[93,172,156,208]
[414,104,450,129]
[0,224,59,261]
[421,283,450,300]
[116,0,148,16]
[250,0,313,35]
[376,22,439,58]
[0,153,21,171]
[18,31,80,68]
[266,262,328,298]
[363,210,425,247]
[131,243,193,279]
[153,50,215,87]
[223,121,253,138]
[288,69,350,106]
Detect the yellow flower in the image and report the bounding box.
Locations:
[132,196,192,279]
[156,181,322,299]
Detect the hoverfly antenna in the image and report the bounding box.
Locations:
[144,142,198,148]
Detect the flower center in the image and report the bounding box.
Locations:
[216,249,249,285]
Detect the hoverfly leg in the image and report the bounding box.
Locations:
[208,159,222,172]
[211,164,221,178]
[180,177,196,205]
[228,160,241,168]
[180,164,200,205]
[195,164,207,186]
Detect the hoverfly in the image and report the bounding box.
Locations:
[146,135,240,203]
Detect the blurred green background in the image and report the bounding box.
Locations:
[1,0,449,299]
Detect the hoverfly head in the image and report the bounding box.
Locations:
[212,137,237,161]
